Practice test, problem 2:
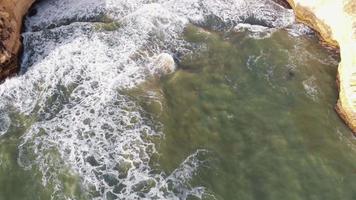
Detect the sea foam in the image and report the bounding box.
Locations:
[0,0,296,199]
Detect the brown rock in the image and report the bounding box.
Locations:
[271,0,292,9]
[0,0,35,80]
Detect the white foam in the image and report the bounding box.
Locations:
[286,23,314,37]
[0,0,297,199]
[303,76,319,101]
[0,110,10,137]
[25,0,106,31]
[234,23,276,39]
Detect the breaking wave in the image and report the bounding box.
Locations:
[0,0,299,199]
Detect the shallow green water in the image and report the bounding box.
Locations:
[0,114,51,200]
[131,26,356,200]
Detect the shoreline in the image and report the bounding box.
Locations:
[284,0,356,134]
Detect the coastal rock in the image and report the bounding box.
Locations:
[286,0,356,133]
[0,0,34,80]
[272,0,292,8]
[150,53,176,77]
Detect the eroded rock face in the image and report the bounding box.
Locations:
[286,0,356,133]
[0,0,34,80]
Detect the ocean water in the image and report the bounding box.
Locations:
[0,0,355,200]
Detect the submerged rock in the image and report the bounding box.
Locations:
[150,53,176,77]
[286,0,356,133]
[0,0,34,80]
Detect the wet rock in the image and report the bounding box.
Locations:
[0,0,35,80]
[150,53,176,77]
[271,0,292,9]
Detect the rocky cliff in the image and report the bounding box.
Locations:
[286,0,356,133]
[0,0,34,80]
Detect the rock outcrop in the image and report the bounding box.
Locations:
[286,0,356,133]
[0,0,34,80]
[150,53,176,77]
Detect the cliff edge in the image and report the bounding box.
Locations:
[286,0,356,133]
[0,0,34,80]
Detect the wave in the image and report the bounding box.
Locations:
[0,0,297,199]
